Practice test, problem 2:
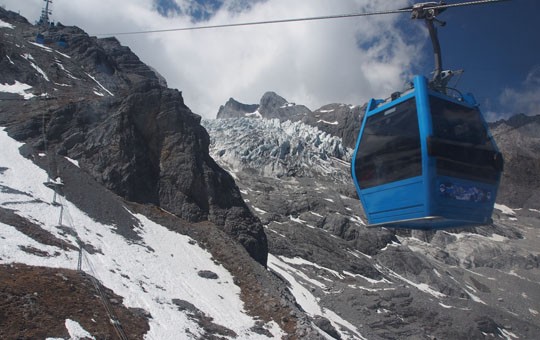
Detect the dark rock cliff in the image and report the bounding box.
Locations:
[216,97,258,119]
[490,114,540,209]
[302,103,365,149]
[258,91,311,121]
[0,7,267,266]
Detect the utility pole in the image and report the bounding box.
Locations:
[39,0,52,27]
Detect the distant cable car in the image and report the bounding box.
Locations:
[351,2,503,229]
[35,33,46,44]
[57,34,68,48]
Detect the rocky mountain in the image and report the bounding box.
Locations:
[489,114,540,209]
[216,93,540,210]
[217,91,311,123]
[0,8,322,339]
[2,5,540,340]
[216,97,260,119]
[0,7,268,265]
[217,93,365,149]
[203,92,540,338]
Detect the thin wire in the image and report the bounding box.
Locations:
[96,8,410,36]
[83,252,129,340]
[95,0,510,37]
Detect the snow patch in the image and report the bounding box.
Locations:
[0,19,14,29]
[380,266,446,299]
[0,80,34,99]
[65,319,96,339]
[268,255,367,340]
[343,271,389,284]
[66,71,80,80]
[29,41,53,52]
[310,211,323,218]
[289,215,307,224]
[55,60,66,71]
[465,290,487,305]
[86,73,114,96]
[55,50,72,59]
[499,328,519,340]
[21,53,50,81]
[488,233,507,242]
[279,256,343,279]
[508,270,527,280]
[317,119,339,125]
[348,214,365,225]
[347,249,372,259]
[349,285,395,292]
[439,302,454,309]
[245,110,262,118]
[495,203,516,216]
[65,157,80,168]
[252,206,267,214]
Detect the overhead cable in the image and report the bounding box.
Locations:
[95,0,510,37]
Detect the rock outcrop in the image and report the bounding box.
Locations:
[217,91,311,122]
[490,113,540,209]
[216,97,259,119]
[0,7,267,266]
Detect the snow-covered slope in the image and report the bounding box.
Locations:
[0,127,282,339]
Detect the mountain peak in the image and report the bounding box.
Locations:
[259,91,287,112]
[216,91,311,121]
[216,97,259,119]
[258,91,311,121]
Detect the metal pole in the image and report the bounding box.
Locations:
[425,18,443,84]
[41,0,52,27]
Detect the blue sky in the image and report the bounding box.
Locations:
[152,0,540,121]
[423,0,539,121]
[1,0,538,120]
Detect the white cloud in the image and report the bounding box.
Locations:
[499,65,540,116]
[1,0,424,118]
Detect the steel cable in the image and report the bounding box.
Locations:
[94,0,511,37]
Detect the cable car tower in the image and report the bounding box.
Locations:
[39,0,53,27]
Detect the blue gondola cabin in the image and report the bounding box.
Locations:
[351,75,503,229]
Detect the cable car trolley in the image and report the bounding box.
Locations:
[351,2,504,230]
